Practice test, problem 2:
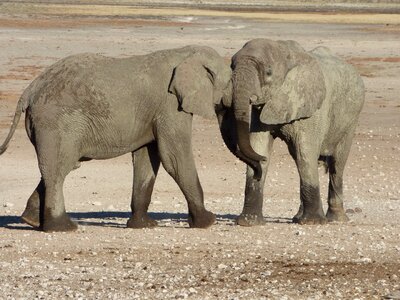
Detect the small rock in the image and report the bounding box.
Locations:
[383,290,400,300]
[240,274,249,282]
[356,257,371,263]
[261,271,272,277]
[217,264,227,269]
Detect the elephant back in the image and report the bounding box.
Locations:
[310,47,365,110]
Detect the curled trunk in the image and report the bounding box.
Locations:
[231,66,265,163]
[217,107,262,180]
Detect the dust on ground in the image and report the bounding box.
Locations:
[0,3,399,299]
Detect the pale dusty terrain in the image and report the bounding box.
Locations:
[0,3,399,299]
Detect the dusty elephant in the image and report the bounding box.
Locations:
[0,45,263,232]
[230,38,365,226]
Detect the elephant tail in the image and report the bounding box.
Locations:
[0,95,27,155]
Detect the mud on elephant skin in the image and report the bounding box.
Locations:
[230,39,365,226]
[0,45,262,232]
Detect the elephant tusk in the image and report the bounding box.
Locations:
[249,94,258,104]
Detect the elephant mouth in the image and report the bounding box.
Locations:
[253,103,264,111]
[249,93,267,106]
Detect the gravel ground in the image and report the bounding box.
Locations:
[0,3,399,299]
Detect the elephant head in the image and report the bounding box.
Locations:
[169,47,265,179]
[231,38,326,150]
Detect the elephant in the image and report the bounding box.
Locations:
[230,38,365,226]
[0,45,264,232]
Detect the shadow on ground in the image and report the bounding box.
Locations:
[0,211,293,230]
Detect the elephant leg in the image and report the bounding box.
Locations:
[36,133,78,232]
[292,201,304,223]
[237,131,274,226]
[21,178,45,228]
[127,143,160,229]
[157,131,215,228]
[326,128,356,222]
[292,144,327,225]
[21,160,82,228]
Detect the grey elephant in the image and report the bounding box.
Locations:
[0,45,264,232]
[230,38,365,226]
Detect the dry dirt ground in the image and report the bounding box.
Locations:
[0,3,399,299]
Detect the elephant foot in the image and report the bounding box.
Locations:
[326,208,350,222]
[127,214,158,229]
[292,211,303,224]
[41,213,78,232]
[21,207,40,228]
[237,213,266,226]
[294,213,327,225]
[188,210,216,228]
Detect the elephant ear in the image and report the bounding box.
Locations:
[260,57,326,125]
[169,54,216,119]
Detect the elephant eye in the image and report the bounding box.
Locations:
[265,66,273,77]
[264,66,273,84]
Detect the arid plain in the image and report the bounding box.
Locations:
[0,2,399,299]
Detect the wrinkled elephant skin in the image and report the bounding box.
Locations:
[1,46,236,232]
[231,39,365,226]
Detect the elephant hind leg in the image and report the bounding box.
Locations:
[21,179,45,228]
[21,161,82,228]
[35,132,80,232]
[326,128,356,222]
[127,143,160,229]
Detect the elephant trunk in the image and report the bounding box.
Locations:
[217,106,263,180]
[232,66,265,164]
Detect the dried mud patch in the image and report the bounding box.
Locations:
[0,16,193,29]
[0,91,20,127]
[346,56,400,78]
[0,65,43,81]
[358,24,400,34]
[349,57,400,64]
[271,261,400,283]
[0,91,20,103]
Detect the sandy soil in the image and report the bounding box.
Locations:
[0,4,399,299]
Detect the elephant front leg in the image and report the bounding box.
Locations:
[157,131,215,228]
[21,179,45,228]
[292,202,304,223]
[326,131,355,222]
[293,148,327,225]
[296,182,327,225]
[326,171,349,222]
[238,130,274,226]
[127,143,160,229]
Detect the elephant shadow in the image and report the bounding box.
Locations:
[72,211,241,228]
[0,212,292,230]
